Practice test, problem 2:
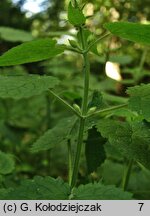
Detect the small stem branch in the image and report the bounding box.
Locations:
[68,140,73,186]
[49,90,81,118]
[65,46,82,54]
[122,159,134,191]
[46,94,51,128]
[139,48,148,71]
[87,103,128,118]
[86,33,110,53]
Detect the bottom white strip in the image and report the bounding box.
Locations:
[0,200,149,216]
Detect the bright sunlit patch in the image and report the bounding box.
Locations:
[84,3,94,16]
[105,61,122,81]
[57,35,74,45]
[23,0,42,13]
[13,0,44,13]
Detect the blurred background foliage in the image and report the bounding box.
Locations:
[0,0,150,199]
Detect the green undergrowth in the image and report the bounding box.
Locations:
[0,0,149,200]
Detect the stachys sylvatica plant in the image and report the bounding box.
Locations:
[0,0,149,200]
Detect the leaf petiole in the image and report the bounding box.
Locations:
[49,90,81,118]
[86,103,128,118]
[86,33,111,53]
[65,46,83,54]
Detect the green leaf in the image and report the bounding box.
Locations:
[109,55,133,65]
[0,151,15,175]
[6,96,47,128]
[88,90,103,109]
[0,189,13,200]
[72,182,132,199]
[96,119,129,157]
[104,141,123,160]
[109,108,139,121]
[104,22,150,45]
[68,2,86,26]
[0,75,59,99]
[68,39,79,48]
[31,116,77,152]
[127,83,150,120]
[0,26,33,42]
[0,39,64,66]
[99,160,150,199]
[96,119,150,169]
[99,160,124,185]
[85,127,106,173]
[131,121,150,168]
[0,176,70,200]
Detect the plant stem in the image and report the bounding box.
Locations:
[49,90,81,118]
[68,140,73,186]
[82,57,90,114]
[139,48,148,71]
[87,103,128,118]
[71,117,85,188]
[71,27,90,188]
[80,27,90,115]
[46,94,52,128]
[122,159,133,191]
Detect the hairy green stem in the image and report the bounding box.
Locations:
[122,159,133,191]
[80,27,90,115]
[71,27,90,188]
[71,118,85,188]
[81,55,90,114]
[49,90,81,118]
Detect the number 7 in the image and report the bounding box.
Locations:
[138,203,144,211]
